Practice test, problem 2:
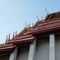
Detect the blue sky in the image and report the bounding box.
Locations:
[0,0,60,44]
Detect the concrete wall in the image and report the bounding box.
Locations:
[55,35,60,60]
[1,35,60,60]
[35,38,49,60]
[17,47,29,60]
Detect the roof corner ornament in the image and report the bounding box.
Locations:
[41,16,43,20]
[6,33,10,43]
[13,32,15,39]
[45,8,49,15]
[13,31,17,39]
[36,15,41,21]
[25,21,30,29]
[32,23,34,26]
[25,20,27,26]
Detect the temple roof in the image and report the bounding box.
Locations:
[0,11,60,52]
[8,26,35,44]
[29,11,60,35]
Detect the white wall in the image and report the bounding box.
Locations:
[35,38,49,60]
[55,35,60,60]
[1,35,60,60]
[17,47,29,60]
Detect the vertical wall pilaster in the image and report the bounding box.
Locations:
[49,34,55,60]
[28,39,36,60]
[9,47,18,60]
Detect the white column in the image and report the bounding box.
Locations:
[49,34,55,60]
[28,39,36,60]
[9,47,18,60]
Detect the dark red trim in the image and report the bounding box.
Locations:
[8,36,35,44]
[0,45,16,52]
[29,18,60,35]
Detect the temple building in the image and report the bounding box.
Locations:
[0,11,60,60]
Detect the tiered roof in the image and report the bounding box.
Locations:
[30,11,60,35]
[0,11,60,52]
